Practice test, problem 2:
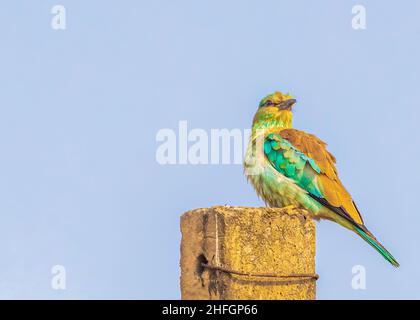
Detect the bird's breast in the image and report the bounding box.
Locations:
[244,139,300,208]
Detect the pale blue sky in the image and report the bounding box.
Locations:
[0,1,419,299]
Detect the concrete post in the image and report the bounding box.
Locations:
[180,206,317,300]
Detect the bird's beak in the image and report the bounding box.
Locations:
[278,99,297,110]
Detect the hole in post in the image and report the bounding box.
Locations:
[196,254,208,276]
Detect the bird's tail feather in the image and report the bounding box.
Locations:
[355,227,399,267]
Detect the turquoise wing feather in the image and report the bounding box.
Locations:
[264,133,323,198]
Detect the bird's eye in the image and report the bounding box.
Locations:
[259,99,275,108]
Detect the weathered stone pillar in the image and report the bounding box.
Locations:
[180,206,317,300]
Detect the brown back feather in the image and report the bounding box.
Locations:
[279,128,364,225]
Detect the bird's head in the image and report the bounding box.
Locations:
[253,91,296,129]
[259,91,296,111]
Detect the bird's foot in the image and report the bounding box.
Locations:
[281,205,297,211]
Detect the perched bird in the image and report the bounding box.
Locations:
[244,91,399,267]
